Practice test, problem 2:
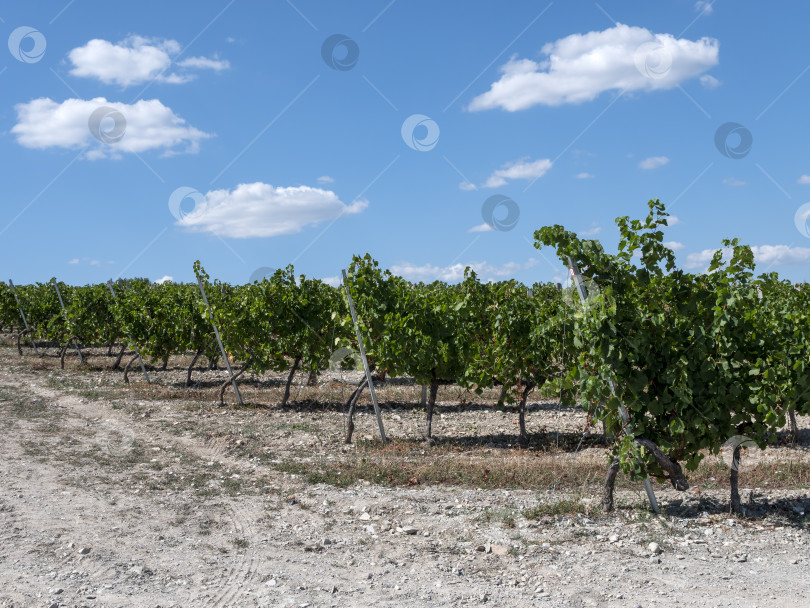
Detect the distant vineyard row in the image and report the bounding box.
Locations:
[2,200,808,513]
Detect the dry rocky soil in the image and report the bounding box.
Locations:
[0,342,808,608]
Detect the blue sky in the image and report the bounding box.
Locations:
[2,0,810,286]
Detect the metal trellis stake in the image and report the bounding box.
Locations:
[196,277,244,407]
[8,279,38,355]
[107,280,150,384]
[567,256,659,514]
[341,269,387,443]
[52,278,84,364]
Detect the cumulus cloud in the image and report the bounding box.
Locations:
[695,1,714,15]
[469,23,718,111]
[683,249,720,270]
[154,275,173,284]
[575,172,595,179]
[667,215,682,226]
[664,241,686,251]
[175,182,367,239]
[684,245,810,270]
[482,158,552,188]
[468,223,494,233]
[390,259,538,283]
[176,56,230,71]
[752,245,810,266]
[798,175,810,185]
[684,248,723,269]
[12,97,211,159]
[700,74,720,89]
[320,276,342,287]
[317,175,334,184]
[68,36,229,87]
[66,257,113,266]
[639,156,669,170]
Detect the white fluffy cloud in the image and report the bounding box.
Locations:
[752,245,810,266]
[798,175,810,185]
[176,182,367,239]
[700,74,720,89]
[682,248,721,270]
[469,24,719,111]
[482,158,552,188]
[176,56,230,71]
[468,223,494,233]
[639,156,669,170]
[154,276,173,284]
[684,245,810,269]
[695,1,714,15]
[317,175,335,184]
[390,259,538,283]
[67,257,113,266]
[12,97,211,158]
[320,276,342,287]
[683,248,723,269]
[667,215,682,226]
[68,36,229,87]
[664,241,686,251]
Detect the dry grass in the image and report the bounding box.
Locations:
[271,438,810,493]
[4,341,810,499]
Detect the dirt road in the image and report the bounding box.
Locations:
[0,348,808,607]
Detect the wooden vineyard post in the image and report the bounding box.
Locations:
[566,256,660,514]
[107,280,150,384]
[52,278,84,364]
[8,279,38,355]
[420,384,428,408]
[196,277,244,407]
[341,269,387,444]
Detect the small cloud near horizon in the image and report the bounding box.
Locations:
[639,156,669,170]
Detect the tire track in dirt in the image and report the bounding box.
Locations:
[25,380,266,606]
[3,373,268,606]
[203,502,262,608]
[0,408,136,603]
[17,376,257,477]
[0,495,18,562]
[202,434,231,460]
